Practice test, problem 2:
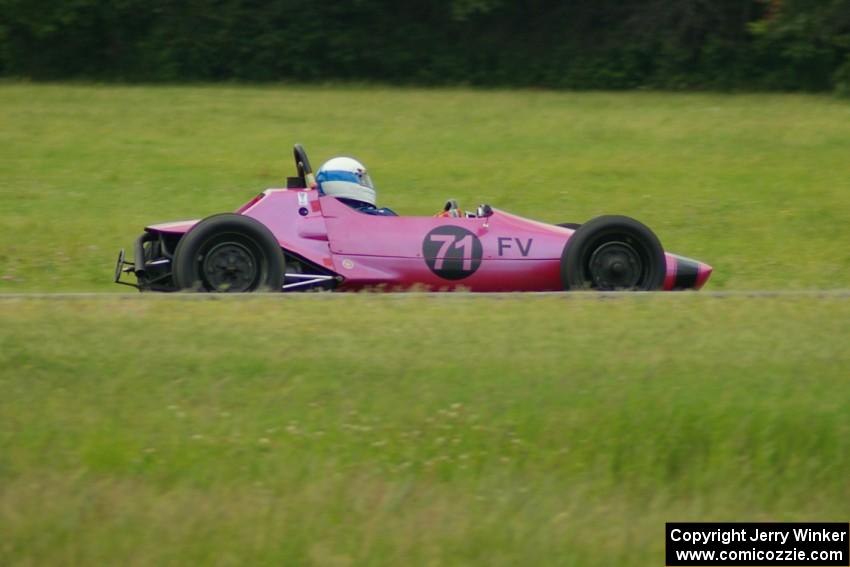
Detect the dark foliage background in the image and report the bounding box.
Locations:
[1,0,849,92]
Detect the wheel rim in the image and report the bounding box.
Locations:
[200,240,261,292]
[587,240,645,290]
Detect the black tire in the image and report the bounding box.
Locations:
[173,214,285,292]
[560,215,665,291]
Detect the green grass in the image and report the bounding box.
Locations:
[1,295,849,565]
[2,84,849,565]
[1,83,850,291]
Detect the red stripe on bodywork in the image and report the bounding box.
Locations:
[663,254,677,290]
[695,263,713,290]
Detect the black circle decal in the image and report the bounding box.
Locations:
[422,226,483,280]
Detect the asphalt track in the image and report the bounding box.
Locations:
[1,290,849,300]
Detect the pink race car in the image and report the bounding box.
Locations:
[115,145,711,293]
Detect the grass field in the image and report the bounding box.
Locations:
[1,84,849,565]
[1,295,849,566]
[1,83,850,291]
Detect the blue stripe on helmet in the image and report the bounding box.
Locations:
[316,170,361,186]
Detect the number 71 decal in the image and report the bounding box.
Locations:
[422,226,483,280]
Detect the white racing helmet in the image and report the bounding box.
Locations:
[315,157,376,206]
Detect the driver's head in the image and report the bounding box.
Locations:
[316,157,376,206]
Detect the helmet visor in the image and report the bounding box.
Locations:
[357,170,375,190]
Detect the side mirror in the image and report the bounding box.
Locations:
[476,204,493,218]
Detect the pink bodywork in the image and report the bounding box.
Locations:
[147,188,712,291]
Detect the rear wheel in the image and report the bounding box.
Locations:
[560,215,665,291]
[173,214,284,292]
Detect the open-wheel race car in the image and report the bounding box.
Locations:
[115,145,711,293]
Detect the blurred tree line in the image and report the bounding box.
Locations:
[1,0,849,93]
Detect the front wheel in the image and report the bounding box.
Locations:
[173,214,285,292]
[560,215,665,291]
